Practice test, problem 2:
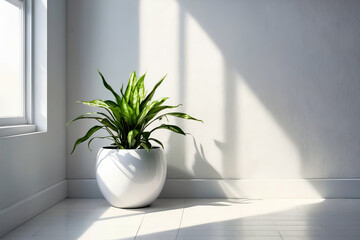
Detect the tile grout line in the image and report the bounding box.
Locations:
[279,231,285,240]
[274,220,285,240]
[134,211,146,240]
[175,201,186,240]
[276,223,285,240]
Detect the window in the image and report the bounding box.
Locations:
[0,0,26,126]
[0,0,36,136]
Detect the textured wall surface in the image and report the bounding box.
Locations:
[67,0,360,183]
[0,0,67,210]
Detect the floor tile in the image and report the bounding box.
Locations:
[2,199,360,240]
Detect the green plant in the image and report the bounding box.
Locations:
[67,70,202,153]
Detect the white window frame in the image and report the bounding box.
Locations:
[0,0,35,136]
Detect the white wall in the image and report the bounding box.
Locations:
[67,0,360,196]
[0,0,67,235]
[67,0,139,178]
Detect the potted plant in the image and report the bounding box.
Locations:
[67,70,201,208]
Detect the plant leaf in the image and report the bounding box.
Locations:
[144,104,181,123]
[79,100,121,124]
[131,73,147,116]
[149,138,164,149]
[66,112,100,126]
[140,140,151,152]
[127,129,139,148]
[140,74,167,111]
[88,136,113,151]
[71,125,103,154]
[150,124,186,135]
[141,131,151,140]
[100,118,117,132]
[80,99,109,108]
[98,70,122,105]
[109,108,123,124]
[137,73,146,101]
[66,112,118,127]
[68,71,202,151]
[136,101,152,126]
[104,100,118,108]
[125,71,137,101]
[130,74,146,107]
[95,100,123,124]
[136,97,168,126]
[120,97,136,125]
[157,112,202,122]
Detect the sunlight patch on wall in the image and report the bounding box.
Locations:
[238,77,303,178]
[138,0,321,193]
[138,0,226,178]
[181,3,227,177]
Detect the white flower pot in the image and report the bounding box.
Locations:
[96,147,167,208]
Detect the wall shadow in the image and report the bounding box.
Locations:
[166,3,241,181]
[192,137,222,179]
[175,0,360,188]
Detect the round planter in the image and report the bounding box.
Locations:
[96,147,167,208]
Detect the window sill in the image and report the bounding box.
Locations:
[0,125,37,138]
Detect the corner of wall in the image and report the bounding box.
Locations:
[0,180,67,237]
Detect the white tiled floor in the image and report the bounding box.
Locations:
[2,199,360,240]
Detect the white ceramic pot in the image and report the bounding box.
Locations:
[96,147,167,208]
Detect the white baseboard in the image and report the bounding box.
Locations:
[0,180,67,237]
[67,179,103,198]
[67,178,360,199]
